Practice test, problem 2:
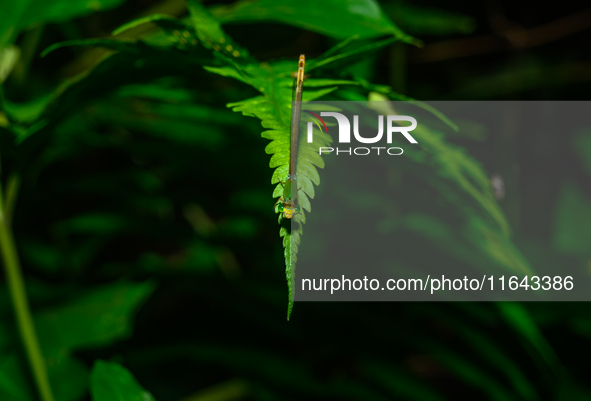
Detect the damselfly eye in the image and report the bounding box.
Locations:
[295,205,301,213]
[278,203,285,212]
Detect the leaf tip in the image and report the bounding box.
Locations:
[410,37,424,48]
[287,302,293,321]
[40,45,58,58]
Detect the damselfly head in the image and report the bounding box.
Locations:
[298,54,305,67]
[278,202,301,219]
[297,54,305,83]
[291,54,307,80]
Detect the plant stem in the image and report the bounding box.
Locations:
[0,177,54,401]
[4,173,20,228]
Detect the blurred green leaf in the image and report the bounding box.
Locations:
[19,44,208,142]
[390,213,531,276]
[2,93,52,124]
[446,58,572,99]
[135,344,394,400]
[386,3,476,36]
[366,90,458,132]
[48,357,89,401]
[371,100,511,238]
[0,353,35,401]
[497,303,560,373]
[553,182,591,256]
[20,239,63,273]
[436,311,539,401]
[307,37,400,73]
[112,14,189,36]
[19,0,125,29]
[210,0,417,43]
[91,360,156,401]
[573,128,591,175]
[432,348,518,401]
[30,282,155,400]
[0,45,20,82]
[54,213,130,235]
[0,0,126,49]
[187,0,251,60]
[219,216,259,239]
[0,2,28,50]
[361,360,446,401]
[35,281,155,354]
[41,38,144,58]
[116,83,194,102]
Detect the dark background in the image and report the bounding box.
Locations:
[1,0,591,400]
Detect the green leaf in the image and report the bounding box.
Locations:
[497,303,560,374]
[112,14,189,36]
[188,0,225,43]
[31,282,155,401]
[20,0,125,29]
[1,92,52,124]
[35,281,155,354]
[306,37,400,73]
[210,0,416,43]
[0,0,126,50]
[0,45,20,83]
[0,353,35,401]
[91,361,156,401]
[187,0,251,60]
[41,38,142,58]
[49,357,90,401]
[202,65,249,86]
[228,84,332,319]
[433,310,539,401]
[0,2,28,50]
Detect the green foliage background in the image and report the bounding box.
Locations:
[0,0,590,400]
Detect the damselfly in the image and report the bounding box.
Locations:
[275,54,305,219]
